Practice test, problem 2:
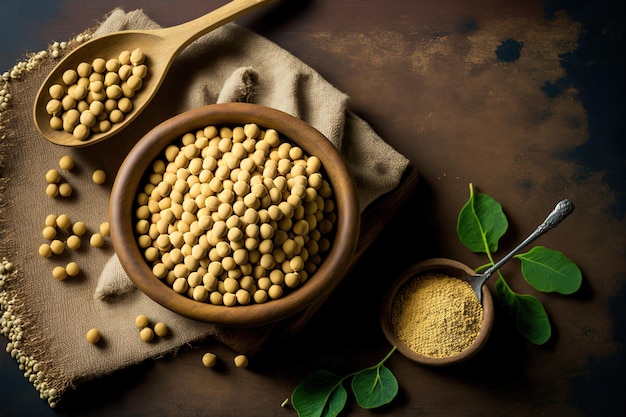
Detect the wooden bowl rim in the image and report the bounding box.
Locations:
[109,103,360,326]
[380,258,494,366]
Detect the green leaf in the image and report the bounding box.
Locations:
[291,370,347,417]
[515,246,582,294]
[495,277,552,345]
[457,184,508,254]
[351,365,398,409]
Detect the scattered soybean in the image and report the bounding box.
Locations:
[135,314,149,329]
[65,261,80,277]
[59,155,74,171]
[90,233,104,248]
[66,235,81,250]
[92,169,106,184]
[52,266,67,281]
[153,322,168,337]
[139,327,154,342]
[86,328,101,344]
[58,182,73,197]
[234,354,248,368]
[202,352,217,368]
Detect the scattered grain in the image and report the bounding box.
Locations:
[135,314,149,329]
[234,354,248,368]
[52,266,67,281]
[59,155,74,171]
[92,169,106,184]
[202,352,217,368]
[139,327,154,342]
[153,322,168,337]
[85,328,101,344]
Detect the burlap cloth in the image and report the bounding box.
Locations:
[0,9,409,406]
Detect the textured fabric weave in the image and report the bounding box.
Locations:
[0,8,409,404]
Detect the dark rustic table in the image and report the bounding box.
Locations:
[1,1,624,416]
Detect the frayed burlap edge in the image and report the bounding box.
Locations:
[0,16,245,407]
[0,47,69,408]
[0,20,130,408]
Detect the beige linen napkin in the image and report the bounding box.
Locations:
[0,8,409,407]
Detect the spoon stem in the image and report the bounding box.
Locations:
[165,0,278,52]
[481,199,574,279]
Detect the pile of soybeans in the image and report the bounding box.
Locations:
[133,123,337,307]
[44,48,147,141]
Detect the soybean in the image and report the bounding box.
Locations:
[46,183,59,197]
[65,262,80,277]
[72,221,87,236]
[45,169,61,184]
[139,327,154,342]
[52,266,67,281]
[234,354,248,368]
[56,214,71,229]
[59,155,74,171]
[50,240,65,255]
[99,222,110,236]
[202,352,217,368]
[85,328,101,344]
[135,314,149,329]
[90,233,105,248]
[66,235,81,250]
[38,243,52,258]
[42,226,57,240]
[153,322,168,337]
[58,182,73,197]
[45,214,57,227]
[92,169,106,184]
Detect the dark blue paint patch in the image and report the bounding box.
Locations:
[495,39,524,62]
[541,77,570,97]
[543,0,626,219]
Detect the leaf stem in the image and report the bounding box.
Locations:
[343,346,397,380]
[380,345,397,364]
[474,262,493,273]
[482,241,496,266]
[471,185,493,259]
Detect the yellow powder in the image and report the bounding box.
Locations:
[391,272,483,358]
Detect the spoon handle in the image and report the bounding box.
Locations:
[165,0,278,52]
[482,199,574,278]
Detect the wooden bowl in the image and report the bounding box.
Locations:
[380,258,494,366]
[109,103,360,326]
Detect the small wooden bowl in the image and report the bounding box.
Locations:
[380,258,494,366]
[109,103,360,326]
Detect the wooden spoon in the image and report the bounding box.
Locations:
[33,0,278,147]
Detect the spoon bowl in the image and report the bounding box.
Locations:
[33,0,277,147]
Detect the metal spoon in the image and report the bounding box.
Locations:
[462,199,575,303]
[33,0,277,147]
